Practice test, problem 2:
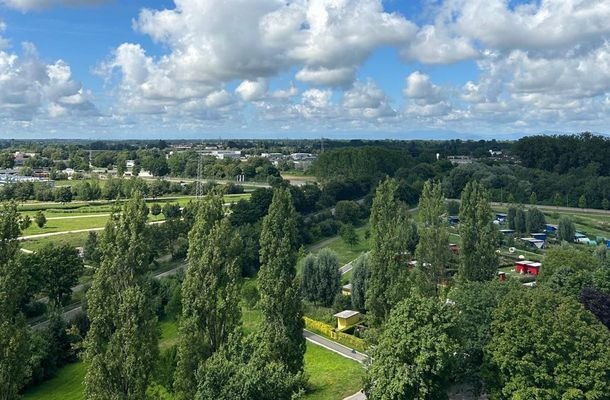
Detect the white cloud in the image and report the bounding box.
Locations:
[402,24,477,64]
[343,80,396,118]
[236,78,268,101]
[271,84,298,99]
[2,0,108,11]
[0,41,97,122]
[403,71,442,103]
[204,90,233,108]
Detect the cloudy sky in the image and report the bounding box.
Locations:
[0,0,609,139]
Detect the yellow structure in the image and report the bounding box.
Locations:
[334,310,361,330]
[341,283,352,296]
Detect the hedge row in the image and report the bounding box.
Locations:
[303,316,367,353]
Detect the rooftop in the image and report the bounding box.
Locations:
[333,310,360,319]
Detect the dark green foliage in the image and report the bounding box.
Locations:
[150,203,162,216]
[366,178,416,327]
[84,192,158,400]
[175,194,241,400]
[35,211,47,228]
[301,249,340,307]
[339,223,359,247]
[162,203,182,219]
[365,293,458,400]
[33,243,83,306]
[458,181,498,281]
[580,287,610,330]
[258,188,305,374]
[334,200,361,224]
[415,180,450,296]
[507,207,517,230]
[485,288,610,398]
[0,202,30,399]
[558,216,576,242]
[351,253,369,312]
[446,200,460,216]
[525,207,546,233]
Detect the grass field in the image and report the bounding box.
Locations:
[21,231,92,252]
[311,225,370,266]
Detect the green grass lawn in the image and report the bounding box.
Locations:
[312,225,370,266]
[21,231,91,252]
[304,342,365,400]
[23,362,86,400]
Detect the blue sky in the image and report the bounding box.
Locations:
[0,0,609,139]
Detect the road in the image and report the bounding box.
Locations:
[340,261,354,275]
[303,329,368,363]
[447,198,610,216]
[30,263,186,330]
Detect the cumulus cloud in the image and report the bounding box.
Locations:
[403,72,442,103]
[2,0,108,11]
[0,41,97,122]
[236,78,268,101]
[402,24,477,64]
[343,80,396,118]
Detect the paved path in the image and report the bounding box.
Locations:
[303,329,368,363]
[343,392,366,400]
[46,214,110,220]
[447,198,610,216]
[30,263,186,330]
[340,261,354,275]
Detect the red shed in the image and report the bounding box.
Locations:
[515,261,541,276]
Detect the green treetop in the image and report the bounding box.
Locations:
[257,187,305,374]
[458,181,498,281]
[84,192,158,400]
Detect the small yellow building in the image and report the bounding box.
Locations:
[341,283,352,296]
[334,310,361,330]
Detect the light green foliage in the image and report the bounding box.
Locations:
[175,193,241,400]
[339,223,359,247]
[301,249,340,307]
[0,202,30,400]
[366,178,415,327]
[449,281,517,393]
[485,288,610,398]
[529,192,537,205]
[258,188,305,374]
[351,253,369,312]
[558,216,576,242]
[415,180,450,296]
[540,245,600,282]
[458,181,498,281]
[35,211,47,228]
[365,293,458,400]
[579,194,587,209]
[83,192,158,400]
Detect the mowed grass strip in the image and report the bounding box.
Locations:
[313,225,370,266]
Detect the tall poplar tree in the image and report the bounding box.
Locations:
[415,180,450,296]
[84,192,158,400]
[365,178,415,327]
[258,187,305,374]
[458,181,499,281]
[0,203,30,399]
[175,194,241,400]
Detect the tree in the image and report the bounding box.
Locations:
[334,200,361,224]
[415,180,450,296]
[0,202,30,399]
[485,288,610,398]
[366,178,415,327]
[539,245,599,283]
[558,216,576,242]
[83,231,100,266]
[35,211,47,228]
[351,253,369,312]
[35,244,83,307]
[150,203,161,216]
[175,194,241,400]
[364,293,458,399]
[257,188,305,374]
[603,198,610,211]
[579,194,587,209]
[84,192,158,400]
[458,181,498,281]
[507,206,517,230]
[553,192,563,207]
[54,186,73,203]
[525,207,545,233]
[162,203,181,219]
[580,287,610,330]
[340,223,359,247]
[513,207,527,233]
[450,281,516,394]
[301,249,340,307]
[529,191,537,205]
[19,214,31,231]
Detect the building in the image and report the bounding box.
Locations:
[520,237,545,249]
[209,150,242,160]
[449,243,460,254]
[498,271,508,281]
[447,155,473,165]
[500,229,515,236]
[545,224,558,233]
[515,261,542,276]
[341,283,352,296]
[531,232,547,241]
[334,310,361,330]
[448,216,460,225]
[495,213,508,223]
